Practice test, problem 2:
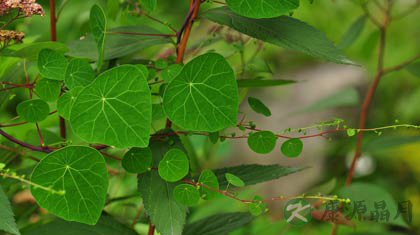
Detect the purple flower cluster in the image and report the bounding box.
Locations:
[0,0,45,17]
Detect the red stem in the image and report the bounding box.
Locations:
[147,224,155,235]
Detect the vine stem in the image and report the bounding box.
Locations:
[0,129,52,153]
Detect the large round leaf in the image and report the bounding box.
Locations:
[247,131,277,154]
[37,49,68,80]
[198,169,219,200]
[70,65,151,148]
[35,78,62,102]
[64,59,95,89]
[122,147,152,174]
[173,184,200,206]
[31,146,109,225]
[158,149,189,182]
[226,0,299,19]
[163,53,238,132]
[16,99,49,123]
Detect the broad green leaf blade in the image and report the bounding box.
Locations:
[173,184,200,206]
[57,88,82,120]
[155,59,168,69]
[204,7,352,64]
[141,0,157,12]
[163,53,239,131]
[64,59,95,89]
[31,146,109,225]
[138,131,188,235]
[122,147,152,174]
[89,4,106,70]
[247,131,277,154]
[67,26,172,61]
[338,15,367,50]
[0,42,68,61]
[183,212,253,235]
[158,148,189,182]
[22,214,137,235]
[406,61,420,77]
[237,79,295,88]
[226,0,299,19]
[248,97,271,117]
[213,164,305,189]
[340,183,408,228]
[0,187,20,235]
[161,64,183,83]
[38,49,68,80]
[35,78,62,102]
[70,65,152,148]
[299,87,359,113]
[16,99,50,123]
[280,138,303,157]
[198,169,219,199]
[225,173,245,187]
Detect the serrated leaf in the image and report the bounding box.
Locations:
[16,99,49,123]
[89,4,106,70]
[198,169,219,199]
[163,53,239,132]
[70,65,151,148]
[204,7,352,64]
[0,42,68,61]
[248,97,271,117]
[338,15,367,50]
[158,148,189,182]
[183,212,253,235]
[57,88,82,120]
[226,0,299,19]
[0,187,20,235]
[280,138,303,157]
[161,64,183,83]
[31,146,108,225]
[225,173,245,187]
[38,49,68,80]
[64,59,95,89]
[173,184,200,206]
[247,131,277,154]
[213,164,305,189]
[35,78,62,102]
[122,147,152,174]
[237,79,295,88]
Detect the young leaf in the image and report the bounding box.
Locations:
[280,138,303,157]
[35,78,62,102]
[38,49,68,80]
[89,4,106,70]
[0,187,20,235]
[247,131,277,154]
[248,97,271,117]
[122,147,152,174]
[64,59,95,89]
[31,146,108,225]
[204,7,352,64]
[183,213,253,235]
[198,169,219,199]
[57,88,82,120]
[158,148,189,182]
[163,53,239,132]
[173,184,200,206]
[347,128,356,137]
[161,64,183,83]
[16,99,49,123]
[226,0,299,19]
[70,65,151,148]
[338,15,367,50]
[237,79,295,88]
[248,195,267,216]
[225,173,245,187]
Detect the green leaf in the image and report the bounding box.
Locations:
[173,184,200,206]
[163,53,239,132]
[57,88,82,120]
[21,214,137,235]
[213,164,305,189]
[226,0,299,19]
[347,128,356,137]
[198,169,219,199]
[406,61,420,77]
[16,99,49,123]
[248,97,271,117]
[237,79,295,88]
[340,183,408,228]
[363,135,420,153]
[248,195,267,216]
[89,4,107,70]
[64,59,95,89]
[35,78,62,102]
[0,42,68,61]
[138,131,188,235]
[338,15,367,50]
[158,148,189,182]
[225,173,245,187]
[183,212,253,235]
[300,87,359,112]
[31,146,108,225]
[208,132,219,144]
[67,26,172,61]
[122,147,152,174]
[280,138,303,157]
[161,64,183,83]
[38,49,68,80]
[204,7,352,64]
[0,186,20,235]
[141,0,157,13]
[70,65,151,148]
[247,131,277,154]
[155,59,168,69]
